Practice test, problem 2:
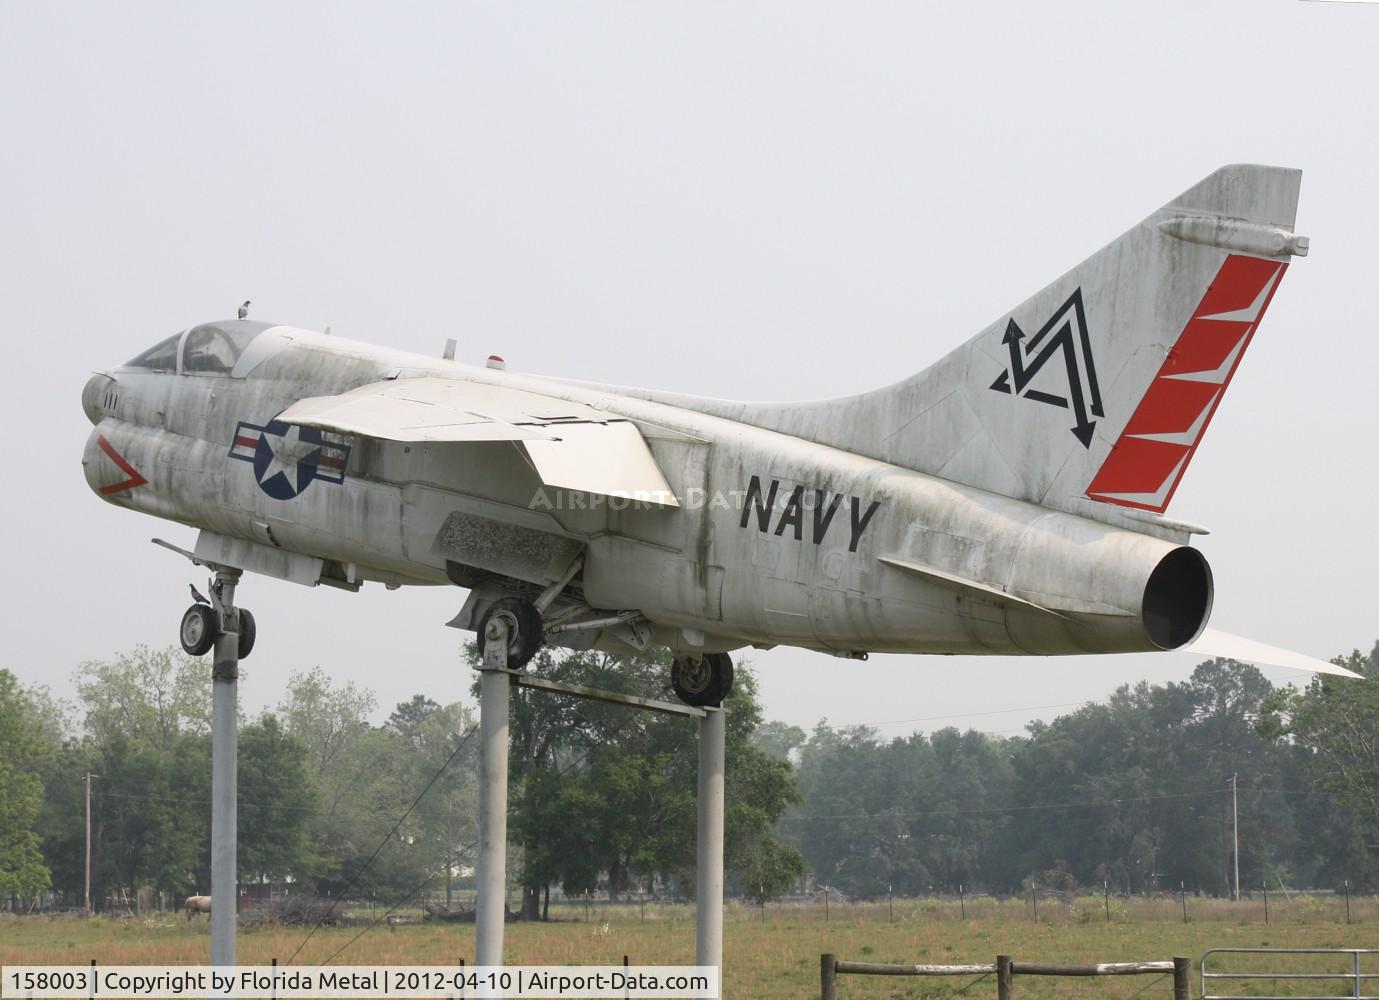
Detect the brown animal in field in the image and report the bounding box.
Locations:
[184,895,212,921]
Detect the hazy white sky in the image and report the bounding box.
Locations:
[3,1,1375,738]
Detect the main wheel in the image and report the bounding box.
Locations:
[179,604,218,657]
[672,653,733,707]
[237,608,257,659]
[478,598,544,669]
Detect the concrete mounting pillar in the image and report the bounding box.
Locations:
[695,707,726,982]
[475,620,511,970]
[210,569,241,968]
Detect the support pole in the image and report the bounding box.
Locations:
[695,707,725,988]
[84,772,93,917]
[1231,772,1239,902]
[210,569,241,968]
[474,621,511,971]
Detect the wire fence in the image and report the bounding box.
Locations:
[19,887,1374,930]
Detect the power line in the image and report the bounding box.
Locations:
[830,667,1323,733]
[285,726,478,965]
[799,788,1229,823]
[841,700,1090,729]
[318,838,479,966]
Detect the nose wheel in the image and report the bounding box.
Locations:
[179,597,256,659]
[671,653,733,707]
[180,604,218,656]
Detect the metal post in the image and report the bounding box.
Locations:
[210,569,241,968]
[996,955,1013,1000]
[1231,773,1240,902]
[1180,881,1187,924]
[1343,879,1350,924]
[1262,881,1269,924]
[1172,957,1190,1000]
[888,885,893,924]
[819,954,837,1000]
[959,883,965,920]
[475,620,512,972]
[1103,881,1109,923]
[695,707,725,988]
[84,772,93,917]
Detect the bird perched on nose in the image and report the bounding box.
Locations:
[238,300,251,320]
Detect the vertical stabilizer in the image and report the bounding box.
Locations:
[662,166,1307,517]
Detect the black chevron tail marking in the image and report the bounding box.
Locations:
[988,288,1101,448]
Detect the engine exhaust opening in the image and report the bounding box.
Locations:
[1142,547,1213,650]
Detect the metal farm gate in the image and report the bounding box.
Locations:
[1201,948,1378,999]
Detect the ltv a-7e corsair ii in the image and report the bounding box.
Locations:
[81,165,1360,702]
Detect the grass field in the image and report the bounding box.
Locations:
[2,898,1373,998]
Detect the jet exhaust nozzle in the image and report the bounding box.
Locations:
[1141,546,1213,650]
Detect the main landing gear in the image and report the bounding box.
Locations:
[672,653,733,708]
[471,588,732,709]
[477,598,544,670]
[179,583,256,659]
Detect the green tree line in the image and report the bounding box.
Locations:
[0,641,1375,911]
[775,643,1379,899]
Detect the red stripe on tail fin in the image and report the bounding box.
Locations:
[1086,254,1286,513]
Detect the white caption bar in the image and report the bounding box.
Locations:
[1,966,719,999]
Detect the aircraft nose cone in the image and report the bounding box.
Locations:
[82,372,112,425]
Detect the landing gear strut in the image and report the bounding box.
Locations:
[672,652,733,707]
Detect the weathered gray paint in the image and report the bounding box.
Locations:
[82,165,1357,679]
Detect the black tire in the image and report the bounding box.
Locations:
[237,608,257,660]
[179,604,218,657]
[672,653,733,707]
[478,598,544,669]
[712,652,735,703]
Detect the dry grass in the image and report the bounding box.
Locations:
[2,897,1372,998]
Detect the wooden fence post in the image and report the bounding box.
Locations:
[997,955,1013,1000]
[1172,957,1190,1000]
[820,954,837,1000]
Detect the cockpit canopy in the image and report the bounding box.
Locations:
[125,321,274,375]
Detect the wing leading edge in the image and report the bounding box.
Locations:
[278,376,680,507]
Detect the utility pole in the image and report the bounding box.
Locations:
[84,772,94,916]
[1231,773,1240,902]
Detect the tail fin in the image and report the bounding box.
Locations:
[724,165,1307,516]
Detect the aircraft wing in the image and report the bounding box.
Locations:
[1186,627,1362,679]
[278,376,680,507]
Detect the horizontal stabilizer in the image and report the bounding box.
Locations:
[279,376,679,507]
[1186,627,1361,679]
[879,555,1067,619]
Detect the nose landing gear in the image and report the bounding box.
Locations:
[178,579,256,659]
[672,653,733,707]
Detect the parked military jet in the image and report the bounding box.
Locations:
[81,164,1360,704]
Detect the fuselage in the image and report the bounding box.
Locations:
[83,323,1212,659]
